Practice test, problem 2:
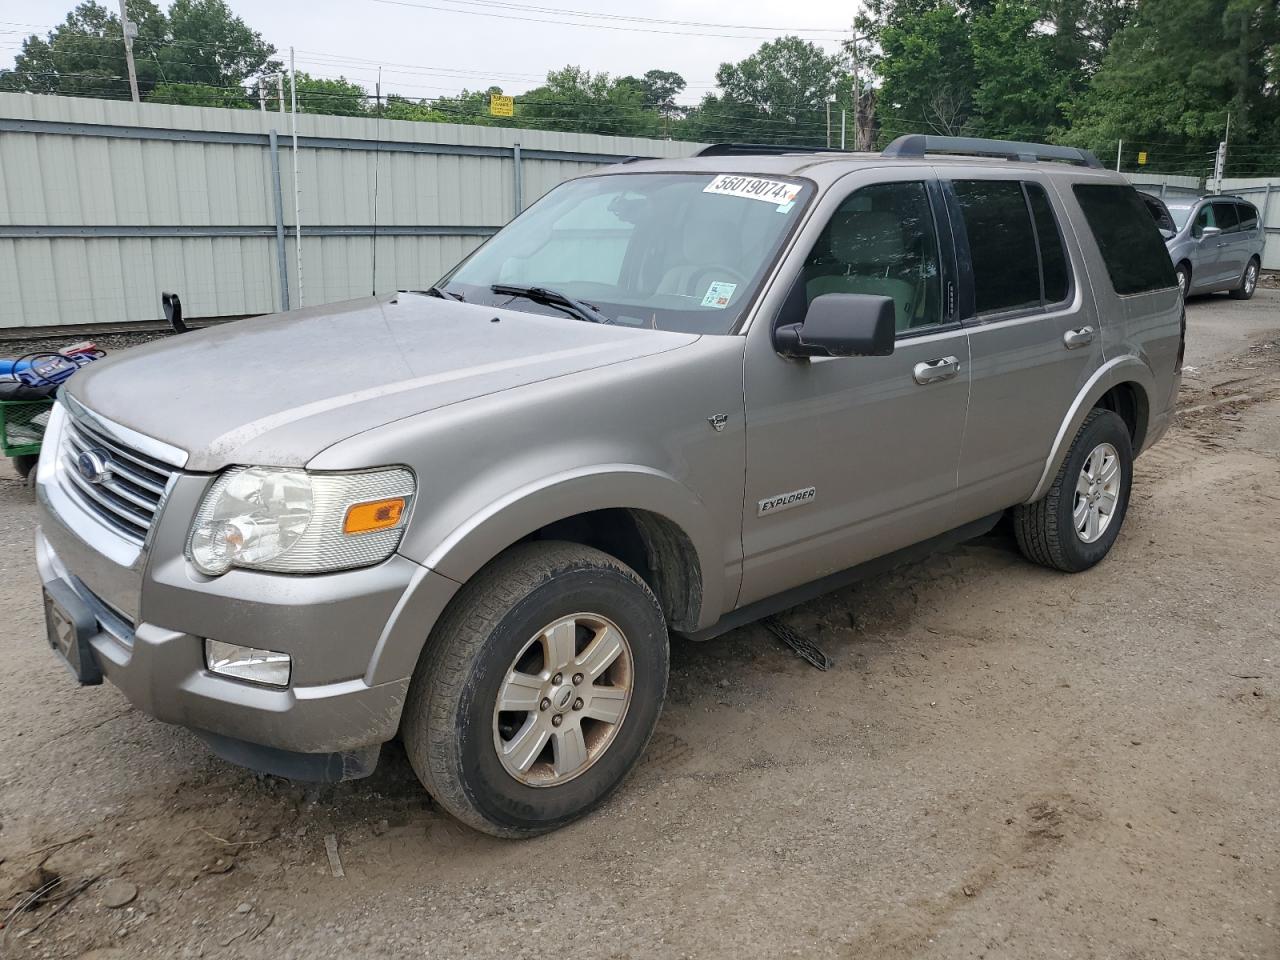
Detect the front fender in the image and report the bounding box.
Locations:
[1025,355,1157,503]
[412,464,725,629]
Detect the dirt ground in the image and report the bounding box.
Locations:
[1,291,1278,960]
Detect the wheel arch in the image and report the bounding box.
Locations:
[420,465,722,634]
[1026,357,1155,504]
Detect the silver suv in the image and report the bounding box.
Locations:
[1156,194,1264,299]
[35,135,1183,837]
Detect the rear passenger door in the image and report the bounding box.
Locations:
[1212,200,1245,284]
[943,175,1104,519]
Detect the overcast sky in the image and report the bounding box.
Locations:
[3,0,857,105]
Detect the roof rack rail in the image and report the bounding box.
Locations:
[881,134,1103,169]
[694,143,837,158]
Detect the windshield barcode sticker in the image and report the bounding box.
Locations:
[703,175,802,207]
[701,281,737,308]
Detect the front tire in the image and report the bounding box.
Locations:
[1229,258,1259,300]
[1013,408,1133,573]
[1175,262,1191,298]
[402,541,669,837]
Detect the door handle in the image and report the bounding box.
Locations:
[1063,326,1094,349]
[913,356,959,385]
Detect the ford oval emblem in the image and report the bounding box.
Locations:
[76,449,114,485]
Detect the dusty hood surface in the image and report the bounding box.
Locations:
[68,294,698,471]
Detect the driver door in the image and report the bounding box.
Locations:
[738,171,970,607]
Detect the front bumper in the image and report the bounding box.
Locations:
[32,404,461,780]
[37,526,413,771]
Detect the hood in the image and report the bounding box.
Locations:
[68,294,698,471]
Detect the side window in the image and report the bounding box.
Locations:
[1237,202,1259,231]
[1025,183,1071,305]
[1193,204,1216,237]
[1072,184,1178,295]
[802,181,942,333]
[953,180,1042,315]
[1214,202,1240,234]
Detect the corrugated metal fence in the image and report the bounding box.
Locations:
[0,92,701,329]
[1130,172,1280,270]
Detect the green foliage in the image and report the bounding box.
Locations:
[6,0,1280,175]
[146,81,251,108]
[290,72,368,116]
[685,37,841,144]
[518,67,658,136]
[971,2,1071,141]
[0,0,276,100]
[1062,0,1280,174]
[862,2,976,139]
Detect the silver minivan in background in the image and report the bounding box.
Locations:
[1157,195,1264,299]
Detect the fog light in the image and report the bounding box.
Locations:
[205,639,291,687]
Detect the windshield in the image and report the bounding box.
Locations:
[1167,204,1195,230]
[440,172,813,334]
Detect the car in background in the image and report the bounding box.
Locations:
[1152,194,1264,300]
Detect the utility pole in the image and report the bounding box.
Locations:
[375,66,382,116]
[117,0,140,103]
[840,109,847,150]
[826,100,831,149]
[849,37,859,151]
[1115,139,1122,172]
[290,47,304,308]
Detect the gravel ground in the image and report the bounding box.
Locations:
[1,292,1278,960]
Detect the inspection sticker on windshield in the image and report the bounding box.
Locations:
[703,174,801,208]
[701,281,737,308]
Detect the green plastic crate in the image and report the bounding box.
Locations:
[0,399,55,458]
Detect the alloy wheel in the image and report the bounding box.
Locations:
[492,613,634,787]
[1073,442,1122,543]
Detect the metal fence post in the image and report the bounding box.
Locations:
[513,142,523,217]
[269,129,290,311]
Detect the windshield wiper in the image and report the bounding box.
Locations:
[491,284,611,324]
[417,284,464,301]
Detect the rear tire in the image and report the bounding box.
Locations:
[1013,409,1133,573]
[1229,258,1259,300]
[402,541,668,838]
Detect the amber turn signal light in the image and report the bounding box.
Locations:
[343,497,407,535]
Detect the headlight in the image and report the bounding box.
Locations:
[187,466,415,576]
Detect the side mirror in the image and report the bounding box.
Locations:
[1199,225,1222,241]
[774,293,896,359]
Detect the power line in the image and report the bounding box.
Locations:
[366,0,849,40]
[366,0,849,34]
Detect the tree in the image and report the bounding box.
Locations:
[147,80,252,108]
[290,72,368,116]
[970,2,1071,141]
[1061,0,1280,174]
[145,0,277,89]
[858,2,975,140]
[685,37,840,144]
[0,1,166,99]
[519,67,657,137]
[0,0,276,101]
[429,87,514,126]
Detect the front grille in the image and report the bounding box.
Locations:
[59,412,177,544]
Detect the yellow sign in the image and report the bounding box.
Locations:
[1137,151,1148,165]
[489,94,514,118]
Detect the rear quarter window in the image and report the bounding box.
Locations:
[1237,202,1260,231]
[1072,184,1177,296]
